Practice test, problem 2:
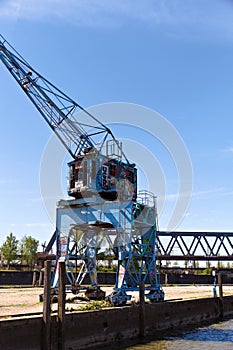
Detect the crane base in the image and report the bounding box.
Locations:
[107,291,131,306]
[85,287,106,301]
[145,288,164,302]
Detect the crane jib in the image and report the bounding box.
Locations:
[0,35,116,158]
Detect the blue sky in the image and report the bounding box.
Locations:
[0,0,233,248]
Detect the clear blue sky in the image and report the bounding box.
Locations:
[0,0,233,248]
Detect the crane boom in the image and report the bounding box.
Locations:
[0,34,120,160]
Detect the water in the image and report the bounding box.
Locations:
[125,319,233,350]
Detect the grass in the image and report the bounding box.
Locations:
[66,300,112,312]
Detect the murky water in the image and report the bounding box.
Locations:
[126,319,233,350]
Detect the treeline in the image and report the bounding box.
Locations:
[0,232,39,269]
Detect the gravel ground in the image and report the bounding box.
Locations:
[1,285,233,318]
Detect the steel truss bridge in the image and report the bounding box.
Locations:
[157,231,233,261]
[43,231,233,262]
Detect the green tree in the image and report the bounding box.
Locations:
[20,235,39,268]
[0,232,19,269]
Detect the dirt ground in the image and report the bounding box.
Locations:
[1,285,233,318]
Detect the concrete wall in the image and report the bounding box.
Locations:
[162,273,214,285]
[0,271,227,286]
[0,316,42,350]
[0,271,36,285]
[1,296,233,350]
[145,298,221,334]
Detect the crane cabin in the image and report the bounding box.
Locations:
[67,153,137,202]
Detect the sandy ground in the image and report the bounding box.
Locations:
[1,285,233,318]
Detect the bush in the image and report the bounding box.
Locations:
[75,300,112,311]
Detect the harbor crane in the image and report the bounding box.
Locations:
[0,34,164,305]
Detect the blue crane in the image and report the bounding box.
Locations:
[0,34,164,304]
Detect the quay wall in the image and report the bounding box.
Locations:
[1,296,233,350]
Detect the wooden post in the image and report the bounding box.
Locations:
[218,272,223,318]
[218,272,223,299]
[39,270,43,286]
[32,270,37,286]
[58,261,66,350]
[42,260,51,350]
[139,280,145,338]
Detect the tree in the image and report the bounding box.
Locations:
[20,235,39,268]
[0,232,19,269]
